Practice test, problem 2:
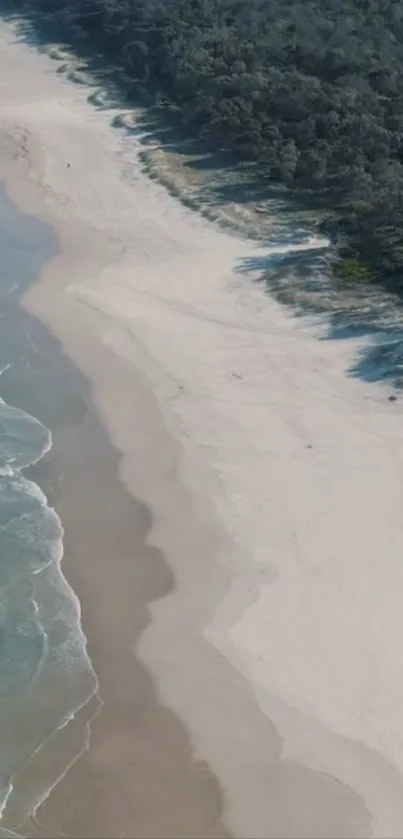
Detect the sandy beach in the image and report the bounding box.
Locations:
[1,15,403,838]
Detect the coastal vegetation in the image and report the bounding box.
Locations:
[332,259,376,285]
[10,0,403,294]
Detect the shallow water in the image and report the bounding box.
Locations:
[0,185,96,826]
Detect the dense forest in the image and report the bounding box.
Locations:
[10,0,403,292]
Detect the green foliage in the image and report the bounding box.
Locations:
[333,259,376,284]
[13,0,403,292]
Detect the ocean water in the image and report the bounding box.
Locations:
[0,185,96,829]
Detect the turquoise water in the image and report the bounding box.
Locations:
[0,186,96,828]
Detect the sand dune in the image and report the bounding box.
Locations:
[1,18,403,838]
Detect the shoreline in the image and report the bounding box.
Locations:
[0,183,100,832]
[27,338,230,839]
[2,15,403,838]
[0,166,231,837]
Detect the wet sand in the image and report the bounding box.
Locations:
[2,14,403,839]
[24,347,229,839]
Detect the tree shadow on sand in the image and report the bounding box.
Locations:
[238,246,403,392]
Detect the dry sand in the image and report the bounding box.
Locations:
[1,17,403,839]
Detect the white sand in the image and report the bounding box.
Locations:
[1,18,403,838]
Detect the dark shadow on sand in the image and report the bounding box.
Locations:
[238,245,403,391]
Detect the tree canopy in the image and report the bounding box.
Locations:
[13,0,403,292]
